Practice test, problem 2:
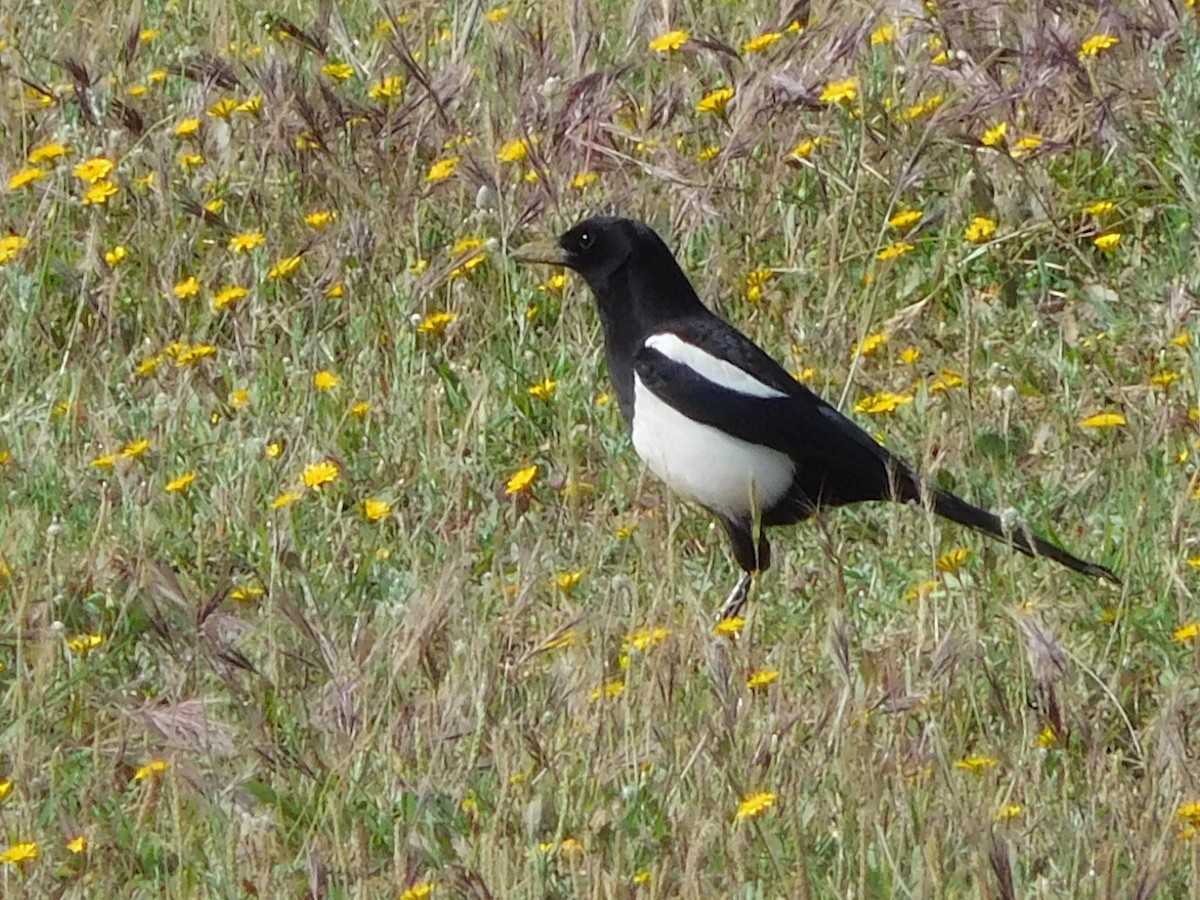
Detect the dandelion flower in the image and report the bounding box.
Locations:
[1079,34,1119,58]
[505,464,538,495]
[165,472,196,493]
[212,285,249,311]
[852,333,887,358]
[104,245,128,267]
[713,616,746,637]
[1093,232,1121,251]
[82,180,118,205]
[179,153,204,169]
[497,138,531,163]
[206,98,238,118]
[937,547,971,573]
[314,370,339,391]
[747,669,780,690]
[590,679,626,701]
[697,87,734,114]
[268,255,302,279]
[854,392,913,415]
[1173,621,1200,642]
[67,634,105,653]
[1079,412,1125,429]
[304,209,337,228]
[888,209,922,230]
[173,276,200,299]
[1084,200,1115,217]
[743,32,782,53]
[554,570,584,593]
[964,216,997,243]
[527,377,557,400]
[362,498,392,522]
[870,23,895,45]
[303,461,340,489]
[995,804,1023,821]
[29,142,68,164]
[174,117,201,137]
[649,29,689,52]
[368,76,405,100]
[876,242,914,260]
[625,626,670,651]
[229,231,266,253]
[820,78,858,104]
[73,156,113,183]
[0,842,38,866]
[399,884,435,900]
[899,346,921,364]
[485,7,511,23]
[175,344,217,365]
[417,311,458,334]
[426,156,460,182]
[133,759,169,781]
[980,122,1008,148]
[322,62,355,81]
[734,791,776,822]
[954,754,999,773]
[8,166,47,190]
[66,836,87,854]
[120,438,151,459]
[0,234,29,266]
[271,490,302,509]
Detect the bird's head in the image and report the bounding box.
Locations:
[511,216,676,295]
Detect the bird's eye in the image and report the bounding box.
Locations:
[577,231,593,250]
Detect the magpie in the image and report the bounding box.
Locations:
[512,215,1120,618]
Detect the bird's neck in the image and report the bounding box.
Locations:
[592,258,708,426]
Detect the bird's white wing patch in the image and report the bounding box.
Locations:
[632,374,795,517]
[644,333,787,399]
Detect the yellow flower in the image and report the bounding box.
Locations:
[964,216,997,243]
[139,27,159,42]
[175,117,201,137]
[871,23,896,45]
[590,679,626,701]
[876,242,915,261]
[120,438,151,459]
[1150,370,1181,389]
[148,68,168,83]
[417,311,458,334]
[362,498,392,522]
[314,370,339,390]
[888,209,922,230]
[173,276,200,300]
[497,138,531,163]
[528,377,557,400]
[820,78,858,104]
[8,166,47,190]
[649,29,689,52]
[368,76,405,100]
[743,32,782,53]
[485,6,511,23]
[208,98,239,118]
[212,285,249,311]
[569,170,599,190]
[235,95,262,114]
[350,400,371,417]
[954,754,999,773]
[303,461,340,489]
[734,791,776,822]
[554,570,584,593]
[426,156,460,182]
[980,122,1008,148]
[1011,135,1042,157]
[83,180,118,205]
[230,584,264,602]
[29,142,68,163]
[0,234,29,265]
[66,836,87,854]
[1093,232,1121,251]
[91,453,117,469]
[305,209,337,228]
[0,842,38,865]
[165,472,196,493]
[104,245,128,267]
[929,369,965,392]
[271,490,302,509]
[73,157,113,183]
[179,152,204,169]
[399,884,435,900]
[712,616,746,637]
[1173,621,1200,642]
[852,333,887,358]
[904,580,938,602]
[1084,200,1115,217]
[855,391,913,415]
[633,870,651,884]
[229,231,266,253]
[747,669,780,690]
[697,87,735,114]
[67,634,105,653]
[624,626,670,651]
[322,62,355,81]
[133,759,169,781]
[326,282,346,298]
[936,547,971,573]
[1079,411,1126,429]
[899,346,921,364]
[1178,801,1200,829]
[1037,725,1058,748]
[505,464,538,495]
[175,344,217,365]
[995,804,1023,822]
[1079,34,1119,58]
[268,255,302,279]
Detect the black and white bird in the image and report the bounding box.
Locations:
[512,215,1120,618]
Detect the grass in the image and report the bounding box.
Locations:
[2,0,1199,896]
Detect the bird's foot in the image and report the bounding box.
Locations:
[715,571,753,623]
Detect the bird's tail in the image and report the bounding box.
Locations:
[928,488,1120,585]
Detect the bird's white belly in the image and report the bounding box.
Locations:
[631,375,795,516]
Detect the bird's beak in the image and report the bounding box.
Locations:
[510,239,571,266]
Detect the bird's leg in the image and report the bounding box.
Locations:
[716,570,753,622]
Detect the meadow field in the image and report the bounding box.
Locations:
[2,0,1199,896]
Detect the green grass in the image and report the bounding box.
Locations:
[2,1,1199,896]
